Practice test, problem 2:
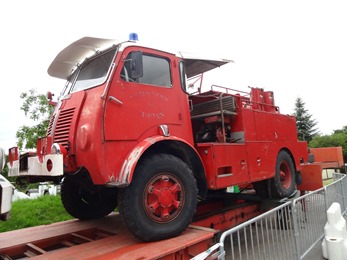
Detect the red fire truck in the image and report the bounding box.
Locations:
[8,33,309,242]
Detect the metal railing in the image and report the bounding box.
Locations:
[192,173,347,260]
[295,174,347,258]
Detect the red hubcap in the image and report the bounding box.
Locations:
[144,174,184,223]
[279,161,291,189]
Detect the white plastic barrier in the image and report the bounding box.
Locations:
[322,202,347,260]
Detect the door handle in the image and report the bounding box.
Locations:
[108,96,123,105]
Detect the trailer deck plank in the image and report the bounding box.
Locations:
[0,213,124,248]
[30,227,214,259]
[0,212,216,259]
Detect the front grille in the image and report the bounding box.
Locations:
[54,108,75,149]
[47,114,56,136]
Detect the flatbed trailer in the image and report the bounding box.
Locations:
[0,197,263,259]
[0,213,214,259]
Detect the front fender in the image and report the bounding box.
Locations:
[117,136,195,186]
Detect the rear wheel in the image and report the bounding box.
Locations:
[118,154,198,242]
[271,151,296,198]
[61,174,118,220]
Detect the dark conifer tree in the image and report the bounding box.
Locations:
[293,97,319,142]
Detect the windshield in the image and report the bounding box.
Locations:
[68,48,117,93]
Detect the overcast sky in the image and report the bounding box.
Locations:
[1,0,347,152]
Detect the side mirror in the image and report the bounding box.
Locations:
[128,51,143,79]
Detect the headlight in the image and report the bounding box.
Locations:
[51,143,67,157]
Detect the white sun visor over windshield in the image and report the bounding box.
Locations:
[47,37,118,79]
[48,37,233,80]
[179,52,233,79]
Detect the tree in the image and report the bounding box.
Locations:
[293,97,319,142]
[332,125,347,135]
[16,89,54,150]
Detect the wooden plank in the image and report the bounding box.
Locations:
[70,233,94,243]
[0,213,124,249]
[0,212,215,259]
[26,243,47,254]
[30,227,214,260]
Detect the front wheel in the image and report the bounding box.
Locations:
[118,154,198,242]
[270,150,296,198]
[61,174,118,220]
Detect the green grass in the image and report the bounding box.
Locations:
[323,178,335,186]
[0,195,74,232]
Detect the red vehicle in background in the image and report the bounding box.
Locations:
[8,34,309,242]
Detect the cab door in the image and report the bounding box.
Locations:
[103,47,181,141]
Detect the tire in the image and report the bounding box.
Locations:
[253,179,269,199]
[118,154,198,242]
[61,175,118,220]
[276,206,293,230]
[270,151,296,198]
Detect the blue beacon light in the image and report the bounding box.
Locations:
[129,33,139,41]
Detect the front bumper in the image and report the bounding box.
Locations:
[8,153,64,177]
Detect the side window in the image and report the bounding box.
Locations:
[121,53,172,87]
[179,61,187,92]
